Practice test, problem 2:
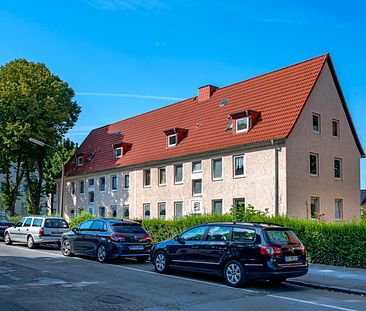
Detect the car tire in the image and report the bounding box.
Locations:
[223,260,247,287]
[97,244,109,263]
[61,239,73,257]
[153,251,170,274]
[4,232,12,245]
[27,235,36,249]
[136,256,149,263]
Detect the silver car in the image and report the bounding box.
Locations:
[4,216,69,249]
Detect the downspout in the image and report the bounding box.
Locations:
[271,139,279,216]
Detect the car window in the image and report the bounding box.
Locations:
[265,229,300,246]
[0,216,9,223]
[180,226,208,241]
[15,218,26,227]
[32,218,43,227]
[90,221,106,231]
[23,218,32,227]
[111,224,146,234]
[78,220,94,231]
[232,227,256,242]
[206,226,231,241]
[44,219,69,228]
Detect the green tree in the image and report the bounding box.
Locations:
[0,59,81,215]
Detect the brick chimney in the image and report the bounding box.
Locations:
[198,85,218,102]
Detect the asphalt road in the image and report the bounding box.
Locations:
[0,243,365,311]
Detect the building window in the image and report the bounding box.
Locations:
[158,202,166,220]
[174,201,183,219]
[111,175,118,191]
[88,178,94,187]
[143,203,151,219]
[99,177,106,192]
[174,164,183,184]
[233,155,244,177]
[192,161,202,173]
[115,147,122,159]
[233,198,245,208]
[334,158,342,180]
[99,206,106,218]
[123,205,129,219]
[158,167,167,186]
[212,200,223,215]
[310,197,320,219]
[110,205,117,218]
[192,179,202,196]
[168,134,177,147]
[77,156,83,167]
[332,119,340,138]
[309,153,318,176]
[236,117,249,133]
[70,182,75,195]
[212,158,223,180]
[143,169,151,187]
[312,113,320,133]
[335,199,343,220]
[89,192,94,204]
[79,180,84,194]
[88,206,95,215]
[124,174,130,190]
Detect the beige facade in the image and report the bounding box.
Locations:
[59,62,363,222]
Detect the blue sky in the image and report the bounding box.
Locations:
[0,0,365,188]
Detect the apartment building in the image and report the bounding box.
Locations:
[59,54,364,222]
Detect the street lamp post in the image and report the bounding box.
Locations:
[29,138,65,217]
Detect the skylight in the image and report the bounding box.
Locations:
[219,98,229,107]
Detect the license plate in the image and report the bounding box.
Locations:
[285,256,298,262]
[129,245,144,250]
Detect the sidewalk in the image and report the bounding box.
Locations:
[287,264,366,296]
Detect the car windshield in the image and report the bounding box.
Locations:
[265,229,300,246]
[44,219,69,228]
[111,223,146,234]
[0,216,9,223]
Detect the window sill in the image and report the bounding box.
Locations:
[309,174,318,177]
[335,178,342,181]
[158,184,167,187]
[212,178,223,181]
[143,185,151,188]
[174,182,183,185]
[193,193,202,197]
[233,175,245,179]
[112,189,118,192]
[123,188,130,191]
[312,130,320,134]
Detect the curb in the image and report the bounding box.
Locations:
[285,280,366,296]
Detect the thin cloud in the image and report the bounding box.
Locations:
[258,17,305,25]
[76,92,184,101]
[83,0,166,12]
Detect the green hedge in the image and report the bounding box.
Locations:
[142,214,366,269]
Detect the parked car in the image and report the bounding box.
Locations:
[61,218,152,263]
[4,216,69,248]
[0,216,13,239]
[151,222,308,287]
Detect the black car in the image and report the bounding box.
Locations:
[151,222,308,287]
[0,216,13,239]
[61,218,152,263]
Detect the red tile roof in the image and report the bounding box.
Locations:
[65,54,363,177]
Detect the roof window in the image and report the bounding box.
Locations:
[163,128,188,148]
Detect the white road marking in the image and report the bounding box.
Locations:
[0,245,362,311]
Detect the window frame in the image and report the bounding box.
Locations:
[79,180,85,194]
[168,134,177,147]
[335,198,343,221]
[111,175,118,191]
[236,117,249,133]
[143,203,151,220]
[115,147,122,159]
[212,158,223,180]
[174,164,183,184]
[192,161,202,173]
[143,169,151,188]
[309,153,319,177]
[70,181,76,196]
[192,179,202,196]
[233,155,245,178]
[124,173,130,190]
[334,158,342,180]
[174,201,183,219]
[233,198,245,208]
[312,113,321,134]
[310,196,320,220]
[158,167,167,186]
[77,156,83,167]
[99,176,106,193]
[212,199,223,215]
[158,202,166,220]
[99,206,106,218]
[88,191,95,204]
[332,119,340,139]
[123,205,130,219]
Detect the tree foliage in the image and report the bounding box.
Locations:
[0,59,81,215]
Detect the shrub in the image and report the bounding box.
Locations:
[9,215,24,224]
[69,211,95,228]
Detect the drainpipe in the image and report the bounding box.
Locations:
[271,139,279,216]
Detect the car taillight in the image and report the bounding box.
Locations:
[39,227,44,235]
[261,246,283,256]
[144,234,151,241]
[109,234,125,242]
[300,245,306,255]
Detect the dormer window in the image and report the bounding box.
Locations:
[115,147,122,159]
[77,156,83,167]
[236,117,249,133]
[168,134,177,147]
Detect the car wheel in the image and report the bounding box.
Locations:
[223,260,246,287]
[27,235,36,249]
[4,232,12,245]
[61,239,73,257]
[97,245,109,263]
[153,251,170,274]
[136,256,149,263]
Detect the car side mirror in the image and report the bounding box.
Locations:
[72,227,79,233]
[174,235,185,244]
